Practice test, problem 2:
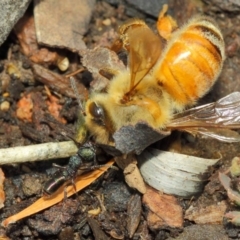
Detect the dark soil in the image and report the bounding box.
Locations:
[1,0,240,239]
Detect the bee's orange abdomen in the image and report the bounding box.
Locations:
[155,16,225,107]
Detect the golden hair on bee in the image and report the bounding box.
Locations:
[85,5,225,146]
[154,15,225,110]
[111,19,148,53]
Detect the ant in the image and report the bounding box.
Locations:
[43,141,96,196]
[43,77,115,196]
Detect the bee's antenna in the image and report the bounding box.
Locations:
[69,76,84,113]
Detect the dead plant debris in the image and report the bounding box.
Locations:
[1,0,240,239]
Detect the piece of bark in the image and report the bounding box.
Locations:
[185,201,227,224]
[115,155,146,194]
[143,186,183,229]
[87,217,109,240]
[32,64,88,99]
[127,195,142,238]
[124,162,146,194]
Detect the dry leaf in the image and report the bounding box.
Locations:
[0,168,5,209]
[16,93,33,122]
[185,201,227,224]
[219,172,240,206]
[115,155,146,193]
[1,160,114,227]
[87,217,109,240]
[142,186,183,229]
[45,87,66,124]
[225,211,240,226]
[124,162,146,194]
[30,48,59,65]
[139,148,220,197]
[127,195,142,238]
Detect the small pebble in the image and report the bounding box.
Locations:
[0,101,10,111]
[102,18,111,26]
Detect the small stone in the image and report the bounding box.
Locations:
[102,18,111,26]
[0,101,10,111]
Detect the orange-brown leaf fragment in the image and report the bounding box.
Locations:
[124,162,146,194]
[30,48,58,65]
[45,88,66,124]
[185,201,227,224]
[1,160,114,227]
[115,155,146,193]
[0,168,5,209]
[16,93,33,122]
[142,186,183,229]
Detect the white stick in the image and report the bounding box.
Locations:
[0,141,78,165]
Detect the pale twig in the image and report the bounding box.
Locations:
[65,68,85,78]
[0,141,78,165]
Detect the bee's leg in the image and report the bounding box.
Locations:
[127,97,163,123]
[110,38,124,53]
[157,4,178,40]
[99,68,120,80]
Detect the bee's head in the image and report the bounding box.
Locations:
[88,101,106,126]
[85,99,115,145]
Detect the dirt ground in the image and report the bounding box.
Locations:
[1,0,240,239]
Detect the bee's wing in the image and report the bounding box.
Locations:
[180,127,240,143]
[167,92,240,142]
[127,26,162,90]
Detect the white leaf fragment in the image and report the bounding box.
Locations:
[138,148,220,197]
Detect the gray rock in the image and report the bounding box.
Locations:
[0,0,32,46]
[168,224,229,240]
[125,0,168,17]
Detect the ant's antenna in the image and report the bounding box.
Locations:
[69,76,88,143]
[69,76,84,113]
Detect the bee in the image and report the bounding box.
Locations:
[84,5,226,150]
